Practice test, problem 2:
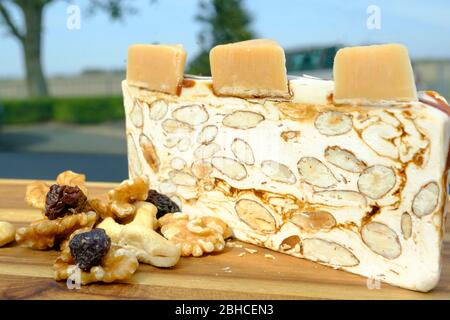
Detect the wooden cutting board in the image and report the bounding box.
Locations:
[0,179,449,300]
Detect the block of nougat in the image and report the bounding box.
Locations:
[334,44,418,104]
[210,39,289,98]
[122,74,449,293]
[127,44,186,95]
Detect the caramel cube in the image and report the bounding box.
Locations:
[333,44,417,103]
[210,39,289,98]
[127,44,186,95]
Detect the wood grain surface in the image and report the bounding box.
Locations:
[0,179,449,300]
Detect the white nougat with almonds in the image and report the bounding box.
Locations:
[122,74,449,292]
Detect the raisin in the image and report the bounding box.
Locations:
[45,184,87,220]
[146,189,180,219]
[69,229,111,271]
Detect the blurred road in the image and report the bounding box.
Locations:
[0,122,126,154]
[0,151,128,182]
[0,122,129,182]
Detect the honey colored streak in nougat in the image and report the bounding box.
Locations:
[333,44,418,103]
[210,39,290,98]
[127,44,186,95]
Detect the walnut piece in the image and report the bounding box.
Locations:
[90,177,149,220]
[0,221,16,247]
[15,211,97,250]
[24,170,88,211]
[55,229,138,285]
[56,170,88,196]
[25,182,49,211]
[159,213,232,257]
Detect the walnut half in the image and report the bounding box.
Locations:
[159,213,232,257]
[15,211,97,250]
[24,170,88,211]
[25,181,49,211]
[90,177,149,220]
[55,240,139,285]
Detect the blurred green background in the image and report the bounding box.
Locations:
[0,0,449,181]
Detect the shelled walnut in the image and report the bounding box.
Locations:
[0,222,16,247]
[55,229,138,285]
[89,177,149,220]
[25,182,49,211]
[15,211,97,250]
[25,170,88,212]
[56,170,88,196]
[159,213,232,257]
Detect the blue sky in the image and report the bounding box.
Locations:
[1,0,450,78]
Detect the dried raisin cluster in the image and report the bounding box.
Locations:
[45,184,87,220]
[69,229,111,271]
[146,189,180,219]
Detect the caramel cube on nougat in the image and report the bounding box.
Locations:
[127,44,186,95]
[210,39,289,98]
[333,44,417,103]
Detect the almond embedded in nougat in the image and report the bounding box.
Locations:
[210,39,289,98]
[333,44,417,104]
[127,44,186,95]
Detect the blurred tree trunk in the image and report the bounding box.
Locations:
[1,0,139,98]
[0,0,49,98]
[20,1,49,97]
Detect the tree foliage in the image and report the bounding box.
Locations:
[0,0,139,38]
[188,0,255,76]
[0,0,144,97]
